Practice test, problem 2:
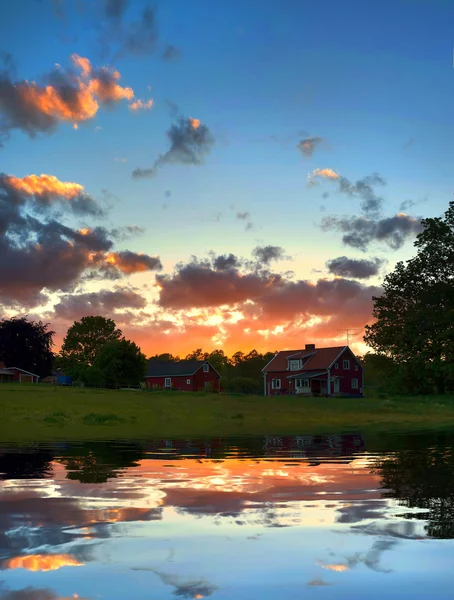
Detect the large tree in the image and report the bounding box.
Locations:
[60,316,122,370]
[94,338,147,387]
[0,317,54,378]
[364,201,454,394]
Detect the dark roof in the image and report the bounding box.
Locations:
[263,346,349,372]
[146,359,219,378]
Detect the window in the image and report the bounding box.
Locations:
[295,379,310,388]
[289,359,301,371]
[352,378,358,389]
[186,379,191,385]
[334,362,339,369]
[164,377,171,387]
[343,360,350,370]
[272,379,281,389]
[354,363,359,371]
[203,363,209,372]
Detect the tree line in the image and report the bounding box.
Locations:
[1,200,454,394]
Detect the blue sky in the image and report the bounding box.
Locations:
[0,0,452,354]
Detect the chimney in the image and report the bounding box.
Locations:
[305,344,315,351]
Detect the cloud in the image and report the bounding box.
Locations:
[297,136,323,157]
[326,256,384,279]
[151,570,219,598]
[321,213,423,251]
[252,245,288,266]
[307,579,332,586]
[129,98,153,111]
[0,53,135,142]
[162,44,181,61]
[0,175,161,307]
[212,253,241,270]
[308,168,340,181]
[0,587,87,600]
[100,2,159,59]
[103,250,162,274]
[52,287,147,320]
[2,172,104,216]
[236,211,250,220]
[132,116,214,178]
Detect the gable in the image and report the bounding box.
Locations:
[146,359,221,378]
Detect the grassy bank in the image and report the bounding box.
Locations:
[1,383,454,443]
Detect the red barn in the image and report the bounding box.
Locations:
[0,361,39,383]
[262,344,364,397]
[145,359,221,392]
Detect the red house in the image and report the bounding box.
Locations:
[0,361,39,383]
[145,359,221,392]
[262,344,364,397]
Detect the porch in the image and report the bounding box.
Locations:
[287,372,342,397]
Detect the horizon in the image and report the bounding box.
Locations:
[1,0,451,358]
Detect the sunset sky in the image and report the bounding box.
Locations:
[1,0,452,357]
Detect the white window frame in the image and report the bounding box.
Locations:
[334,362,339,369]
[303,378,310,387]
[203,363,209,372]
[289,359,301,371]
[352,378,359,389]
[354,363,359,371]
[164,377,171,387]
[343,360,350,370]
[186,378,191,384]
[271,378,281,390]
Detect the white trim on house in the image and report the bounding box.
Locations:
[186,379,191,385]
[164,377,172,387]
[203,363,209,373]
[343,359,350,370]
[271,378,281,390]
[8,367,39,379]
[263,373,267,396]
[327,347,349,369]
[262,351,280,373]
[352,378,359,389]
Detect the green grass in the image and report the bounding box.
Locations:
[1,383,454,443]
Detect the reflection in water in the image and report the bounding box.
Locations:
[0,431,453,599]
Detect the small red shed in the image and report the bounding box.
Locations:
[145,359,221,392]
[0,361,39,383]
[262,344,364,397]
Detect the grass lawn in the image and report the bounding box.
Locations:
[1,383,454,443]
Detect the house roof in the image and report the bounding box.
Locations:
[146,359,220,378]
[0,369,14,375]
[263,346,348,372]
[287,371,326,379]
[0,366,39,377]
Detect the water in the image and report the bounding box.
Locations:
[0,430,453,599]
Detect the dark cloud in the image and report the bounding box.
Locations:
[0,587,88,600]
[297,136,323,157]
[236,211,250,220]
[326,256,384,279]
[321,213,423,251]
[345,539,397,573]
[52,287,147,320]
[99,2,158,59]
[337,173,386,218]
[399,199,416,211]
[155,255,380,326]
[110,225,145,241]
[322,192,330,199]
[0,173,161,307]
[132,117,214,178]
[162,44,181,61]
[252,245,288,265]
[213,253,241,270]
[164,190,172,198]
[151,570,219,598]
[308,579,331,587]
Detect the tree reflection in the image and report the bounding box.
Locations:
[373,444,454,539]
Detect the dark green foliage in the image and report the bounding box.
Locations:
[0,316,54,378]
[94,338,147,387]
[365,201,454,394]
[60,316,122,370]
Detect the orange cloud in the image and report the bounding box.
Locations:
[104,251,162,274]
[318,562,349,572]
[129,98,154,111]
[189,117,201,129]
[309,168,340,180]
[4,554,83,572]
[5,174,84,198]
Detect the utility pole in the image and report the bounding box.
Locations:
[337,328,364,345]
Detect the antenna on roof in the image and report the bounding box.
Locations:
[337,328,364,344]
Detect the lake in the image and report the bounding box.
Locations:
[0,429,453,599]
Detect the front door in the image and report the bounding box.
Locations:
[334,378,340,394]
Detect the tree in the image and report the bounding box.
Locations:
[0,317,54,378]
[148,353,180,362]
[94,338,147,387]
[60,316,122,371]
[185,348,209,361]
[364,201,454,394]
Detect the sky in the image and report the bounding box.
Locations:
[0,0,453,357]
